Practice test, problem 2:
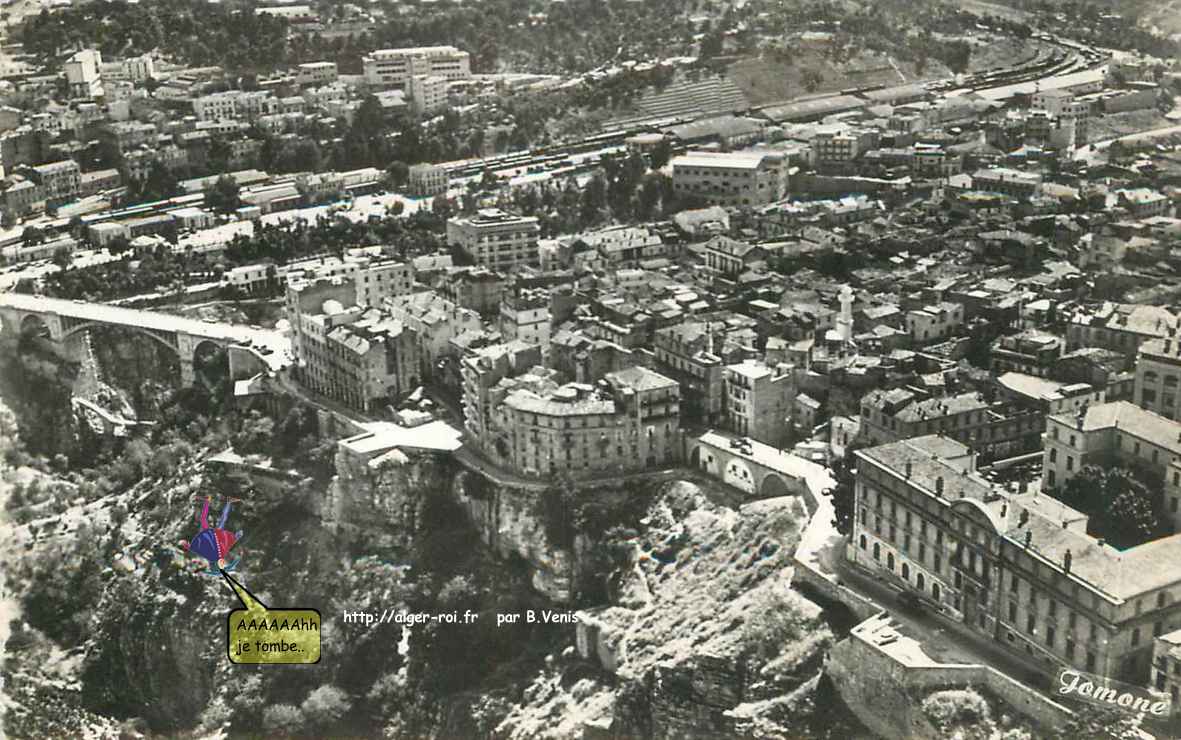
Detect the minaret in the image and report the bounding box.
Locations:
[837,285,854,343]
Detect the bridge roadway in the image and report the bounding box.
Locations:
[0,292,292,382]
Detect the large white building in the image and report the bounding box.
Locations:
[446,209,541,271]
[64,49,103,99]
[362,46,471,89]
[409,75,449,115]
[670,150,789,206]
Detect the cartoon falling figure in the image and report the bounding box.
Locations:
[180,496,243,574]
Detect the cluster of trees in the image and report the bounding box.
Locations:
[40,207,448,302]
[39,243,193,302]
[21,0,287,72]
[1059,464,1168,549]
[479,154,682,238]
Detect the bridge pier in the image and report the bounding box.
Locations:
[179,358,196,387]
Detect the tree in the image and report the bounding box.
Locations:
[21,225,44,247]
[1059,464,1165,548]
[139,160,179,202]
[301,685,351,731]
[386,160,409,189]
[262,704,304,734]
[824,440,865,535]
[51,245,71,270]
[206,174,241,214]
[649,139,673,170]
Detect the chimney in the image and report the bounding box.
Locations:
[905,461,913,478]
[1064,549,1072,573]
[1001,503,1008,517]
[1019,509,1030,527]
[1024,530,1033,548]
[935,477,944,496]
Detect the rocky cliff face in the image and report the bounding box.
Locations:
[453,471,574,602]
[493,481,865,739]
[324,445,453,551]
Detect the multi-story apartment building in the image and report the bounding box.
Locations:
[971,167,1042,199]
[670,150,789,207]
[860,388,1043,462]
[362,46,472,88]
[124,55,155,83]
[408,74,449,115]
[654,319,756,425]
[284,250,414,308]
[702,235,769,276]
[1117,188,1172,219]
[812,126,877,169]
[489,365,680,478]
[385,290,484,376]
[447,209,541,271]
[1067,302,1179,358]
[853,434,1181,687]
[26,160,81,203]
[995,373,1105,418]
[1152,629,1181,712]
[499,287,550,351]
[570,224,668,268]
[990,329,1065,378]
[1042,401,1181,530]
[64,49,103,99]
[1136,336,1181,420]
[407,163,448,196]
[285,277,421,411]
[460,340,543,446]
[193,91,277,122]
[724,359,796,446]
[437,267,505,315]
[905,301,964,344]
[1032,89,1090,143]
[296,62,338,87]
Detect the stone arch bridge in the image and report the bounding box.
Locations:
[688,429,834,502]
[0,293,290,386]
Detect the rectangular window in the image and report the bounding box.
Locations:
[1047,625,1056,648]
[1132,628,1140,647]
[1009,602,1018,622]
[1027,614,1036,634]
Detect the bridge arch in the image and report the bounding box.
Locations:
[759,472,792,499]
[192,339,230,388]
[19,313,49,339]
[60,321,179,356]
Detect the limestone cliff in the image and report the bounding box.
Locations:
[492,480,867,739]
[453,471,573,602]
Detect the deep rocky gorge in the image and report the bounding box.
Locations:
[0,324,865,738]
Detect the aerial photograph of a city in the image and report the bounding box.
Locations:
[5,0,1181,737]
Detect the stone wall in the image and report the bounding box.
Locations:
[827,618,1074,740]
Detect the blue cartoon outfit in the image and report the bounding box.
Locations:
[182,497,243,573]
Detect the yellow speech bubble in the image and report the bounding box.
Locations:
[222,571,321,665]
